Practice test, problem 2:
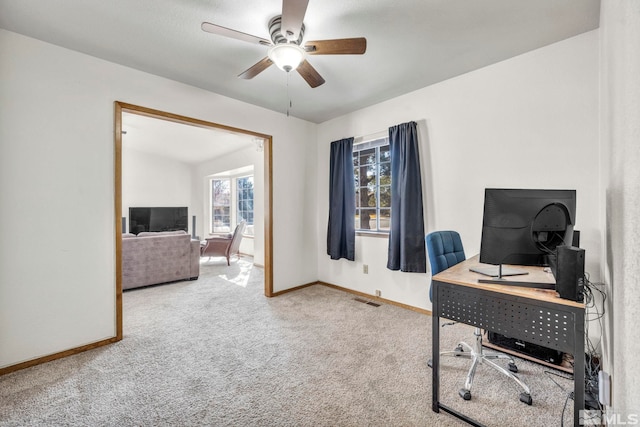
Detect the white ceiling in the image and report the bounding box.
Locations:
[122,112,258,164]
[0,0,600,123]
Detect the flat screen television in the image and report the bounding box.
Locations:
[479,188,576,270]
[129,207,188,235]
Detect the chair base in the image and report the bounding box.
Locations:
[429,328,532,405]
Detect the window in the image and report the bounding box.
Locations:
[237,176,254,226]
[211,179,231,232]
[353,137,391,232]
[210,173,254,235]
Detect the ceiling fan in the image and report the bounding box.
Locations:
[201,0,366,88]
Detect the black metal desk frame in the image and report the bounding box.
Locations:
[432,279,585,427]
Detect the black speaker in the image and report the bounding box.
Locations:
[555,245,585,302]
[571,229,580,247]
[192,215,197,239]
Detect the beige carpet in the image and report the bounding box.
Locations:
[0,257,574,426]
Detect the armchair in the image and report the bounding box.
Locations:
[201,221,246,265]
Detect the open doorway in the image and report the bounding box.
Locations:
[114,102,273,339]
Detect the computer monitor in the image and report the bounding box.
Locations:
[479,188,576,269]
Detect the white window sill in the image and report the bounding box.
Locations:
[356,231,389,238]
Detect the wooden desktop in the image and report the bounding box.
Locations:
[431,255,585,426]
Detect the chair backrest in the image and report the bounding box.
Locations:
[426,230,466,301]
[226,221,246,257]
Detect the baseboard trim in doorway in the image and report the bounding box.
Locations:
[270,281,317,297]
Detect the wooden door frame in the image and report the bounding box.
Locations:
[114,101,274,340]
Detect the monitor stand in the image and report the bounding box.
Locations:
[470,264,528,278]
[477,264,556,290]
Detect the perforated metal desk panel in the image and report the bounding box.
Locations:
[431,255,585,427]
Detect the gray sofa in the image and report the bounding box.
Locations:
[122,230,200,290]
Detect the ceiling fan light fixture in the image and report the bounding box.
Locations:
[268,43,306,72]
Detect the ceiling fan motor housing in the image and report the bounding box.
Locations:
[269,15,305,45]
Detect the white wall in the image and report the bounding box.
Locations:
[0,29,318,369]
[122,146,194,233]
[193,145,264,264]
[316,31,601,311]
[600,0,640,415]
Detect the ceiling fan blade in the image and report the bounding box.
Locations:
[305,38,367,55]
[281,0,309,41]
[238,57,274,79]
[201,22,272,46]
[296,60,325,88]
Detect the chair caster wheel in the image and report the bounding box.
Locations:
[427,359,432,368]
[454,345,464,356]
[508,362,518,373]
[519,392,533,405]
[459,389,472,400]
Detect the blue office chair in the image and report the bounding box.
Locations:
[426,231,466,300]
[426,230,532,405]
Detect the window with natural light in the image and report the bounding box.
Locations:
[353,137,391,232]
[236,176,254,227]
[211,179,231,232]
[210,174,254,236]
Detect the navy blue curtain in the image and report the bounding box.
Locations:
[387,122,426,272]
[327,138,355,261]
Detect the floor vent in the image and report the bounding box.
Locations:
[353,297,381,307]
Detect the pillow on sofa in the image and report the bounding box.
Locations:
[122,233,136,238]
